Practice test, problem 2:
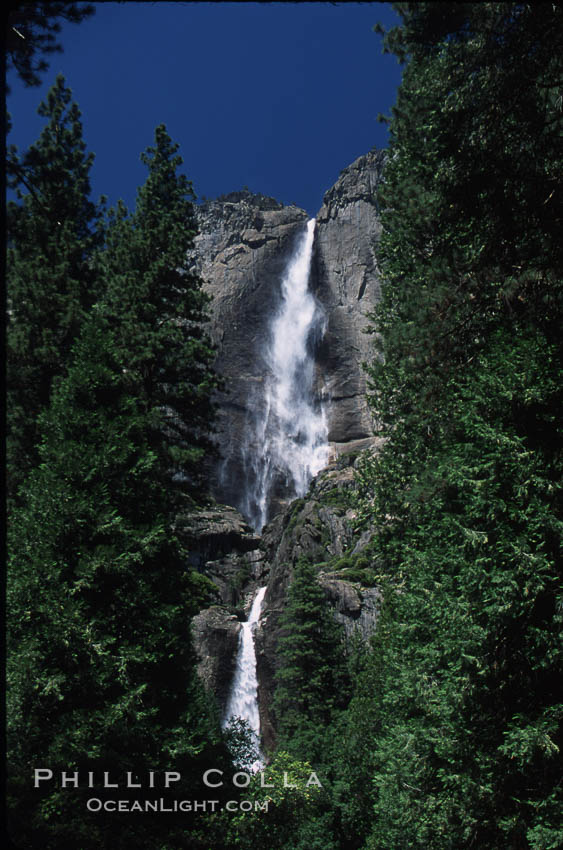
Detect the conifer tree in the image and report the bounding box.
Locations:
[7,126,226,849]
[271,559,350,850]
[6,2,95,89]
[7,74,104,503]
[98,124,219,507]
[273,559,349,758]
[355,4,563,848]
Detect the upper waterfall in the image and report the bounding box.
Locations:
[242,218,329,531]
[198,154,383,523]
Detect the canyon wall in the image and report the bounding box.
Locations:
[194,147,385,519]
[189,148,386,750]
[313,147,386,453]
[194,192,308,516]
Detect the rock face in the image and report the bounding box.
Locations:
[194,151,385,523]
[313,147,386,451]
[179,462,380,747]
[194,192,308,516]
[191,607,241,712]
[318,577,381,644]
[174,504,261,572]
[175,502,266,710]
[187,151,387,745]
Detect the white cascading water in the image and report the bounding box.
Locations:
[222,586,267,768]
[243,218,329,531]
[223,220,329,764]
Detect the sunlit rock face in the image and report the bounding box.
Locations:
[194,192,309,524]
[312,147,386,453]
[189,155,387,747]
[193,149,386,526]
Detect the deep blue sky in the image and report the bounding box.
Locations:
[7,1,403,216]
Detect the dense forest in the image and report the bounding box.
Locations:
[6,3,562,849]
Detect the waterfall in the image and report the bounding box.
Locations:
[222,221,328,762]
[223,586,267,768]
[243,218,329,531]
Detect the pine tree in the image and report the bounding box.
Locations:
[7,74,104,503]
[6,2,95,90]
[98,124,220,507]
[356,4,563,848]
[271,559,350,850]
[7,127,227,849]
[273,559,349,758]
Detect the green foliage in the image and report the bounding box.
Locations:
[98,124,220,506]
[210,751,327,850]
[273,559,350,752]
[269,557,380,850]
[354,4,563,848]
[327,551,378,586]
[227,558,253,604]
[7,117,226,848]
[7,75,104,503]
[285,497,306,534]
[8,4,563,846]
[316,486,349,510]
[271,557,351,850]
[7,314,228,848]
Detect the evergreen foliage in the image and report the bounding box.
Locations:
[7,117,225,848]
[354,3,563,848]
[254,5,562,848]
[7,3,563,846]
[209,752,327,850]
[97,124,220,507]
[271,559,350,849]
[6,75,104,503]
[6,2,95,89]
[273,559,350,756]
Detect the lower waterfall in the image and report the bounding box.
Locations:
[242,217,329,532]
[222,586,267,768]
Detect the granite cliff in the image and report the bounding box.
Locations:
[313,147,386,452]
[194,192,308,517]
[193,147,386,518]
[188,148,386,749]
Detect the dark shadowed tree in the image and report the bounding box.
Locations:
[5,1,95,90]
[7,125,227,849]
[6,74,104,504]
[355,4,563,848]
[97,123,220,506]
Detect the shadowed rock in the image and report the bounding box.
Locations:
[191,607,241,710]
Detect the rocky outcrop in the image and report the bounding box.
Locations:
[318,577,380,644]
[313,147,386,452]
[174,504,260,568]
[181,465,380,741]
[177,502,265,712]
[174,503,265,605]
[187,151,387,741]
